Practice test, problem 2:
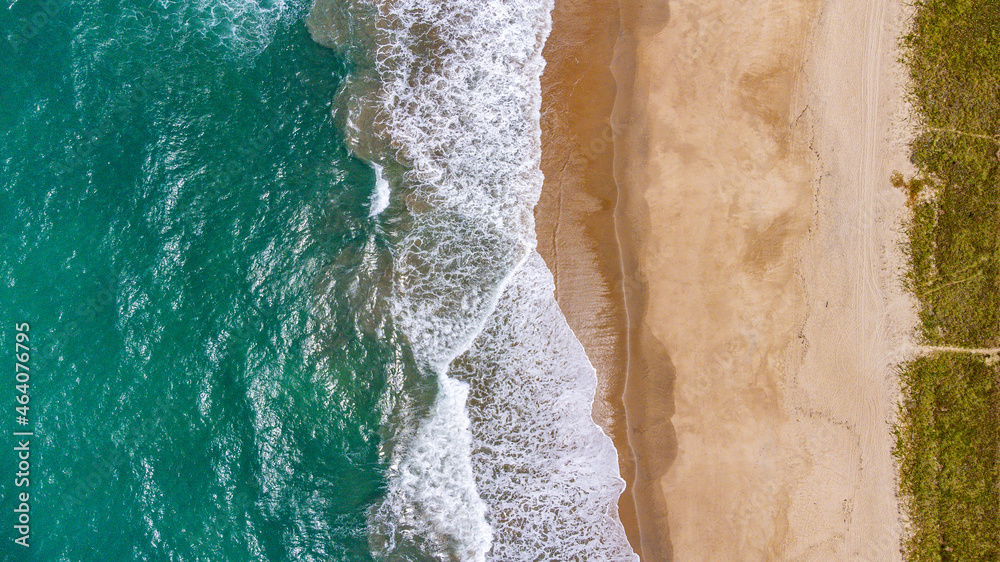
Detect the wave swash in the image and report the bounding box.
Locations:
[306,0,637,559]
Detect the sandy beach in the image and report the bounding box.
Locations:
[539,0,918,559]
[536,0,642,550]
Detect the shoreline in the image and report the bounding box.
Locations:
[536,0,642,551]
[541,0,917,558]
[537,0,674,558]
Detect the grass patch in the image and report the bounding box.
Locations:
[895,355,999,560]
[894,0,1000,559]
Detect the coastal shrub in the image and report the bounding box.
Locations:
[896,0,1000,559]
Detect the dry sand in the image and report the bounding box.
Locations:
[599,0,921,558]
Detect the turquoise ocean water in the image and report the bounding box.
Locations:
[1,1,637,560]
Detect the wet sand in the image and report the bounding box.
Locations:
[536,0,641,551]
[538,0,675,558]
[539,0,918,559]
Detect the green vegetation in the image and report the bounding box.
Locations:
[893,1,1000,560]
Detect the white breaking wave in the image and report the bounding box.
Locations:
[335,0,554,557]
[452,252,638,561]
[368,162,391,216]
[307,0,637,559]
[369,376,493,561]
[372,0,551,370]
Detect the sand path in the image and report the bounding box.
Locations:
[789,0,917,557]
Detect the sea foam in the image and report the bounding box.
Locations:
[451,252,638,560]
[307,0,637,558]
[368,162,391,216]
